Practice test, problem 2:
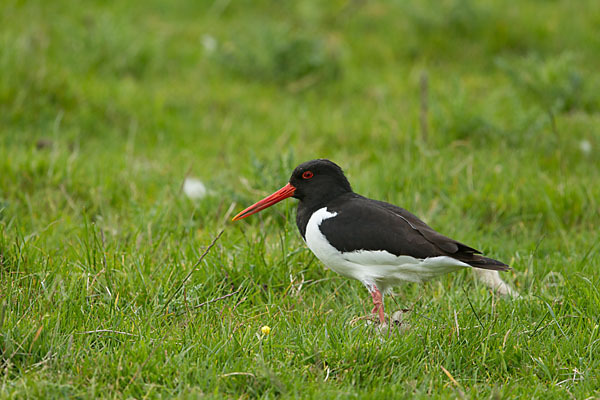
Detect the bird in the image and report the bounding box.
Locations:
[232,159,512,324]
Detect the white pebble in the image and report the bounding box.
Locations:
[579,140,592,154]
[183,178,207,199]
[202,35,217,53]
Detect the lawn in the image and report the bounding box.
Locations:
[1,0,599,398]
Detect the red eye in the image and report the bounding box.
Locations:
[302,171,314,179]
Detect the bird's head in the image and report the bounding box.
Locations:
[232,159,352,221]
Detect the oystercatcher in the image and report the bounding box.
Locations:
[233,159,514,323]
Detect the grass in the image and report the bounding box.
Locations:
[1,0,599,398]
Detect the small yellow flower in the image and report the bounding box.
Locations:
[261,325,271,335]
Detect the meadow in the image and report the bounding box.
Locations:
[1,0,599,398]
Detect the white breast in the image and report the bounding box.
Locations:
[304,207,471,292]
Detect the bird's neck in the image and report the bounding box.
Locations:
[295,191,354,239]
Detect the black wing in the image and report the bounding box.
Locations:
[320,194,509,271]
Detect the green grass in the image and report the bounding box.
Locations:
[1,0,600,398]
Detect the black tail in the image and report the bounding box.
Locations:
[464,255,510,271]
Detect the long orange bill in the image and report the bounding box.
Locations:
[232,183,296,221]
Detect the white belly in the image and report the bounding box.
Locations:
[304,207,471,292]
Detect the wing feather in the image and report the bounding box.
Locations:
[320,194,509,271]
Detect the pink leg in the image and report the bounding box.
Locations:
[370,288,386,324]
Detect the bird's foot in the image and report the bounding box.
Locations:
[351,309,411,336]
[374,310,411,336]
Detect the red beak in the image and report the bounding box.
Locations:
[232,183,296,221]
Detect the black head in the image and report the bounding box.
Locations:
[289,159,352,204]
[232,159,352,221]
